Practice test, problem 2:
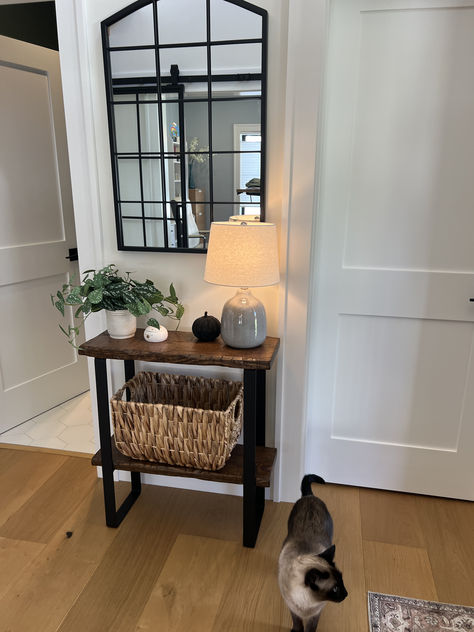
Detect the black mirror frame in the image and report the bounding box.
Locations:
[101,0,268,253]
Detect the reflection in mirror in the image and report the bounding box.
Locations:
[158,0,207,45]
[210,0,263,40]
[108,3,154,47]
[211,43,261,75]
[160,47,208,79]
[102,0,267,252]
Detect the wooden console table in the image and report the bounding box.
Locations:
[79,330,279,547]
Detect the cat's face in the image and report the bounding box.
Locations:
[303,545,348,604]
[304,565,348,603]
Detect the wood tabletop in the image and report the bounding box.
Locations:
[79,329,280,370]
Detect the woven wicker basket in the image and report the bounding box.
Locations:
[110,371,243,471]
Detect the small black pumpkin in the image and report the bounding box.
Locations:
[192,311,221,342]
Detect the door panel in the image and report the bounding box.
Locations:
[306,0,474,500]
[0,63,64,247]
[0,36,88,433]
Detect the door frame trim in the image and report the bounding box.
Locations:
[275,0,329,501]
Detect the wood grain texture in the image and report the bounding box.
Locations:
[0,442,93,458]
[363,540,438,601]
[79,329,280,370]
[0,449,472,632]
[416,495,474,605]
[0,536,45,599]
[0,456,96,543]
[0,448,67,527]
[211,501,292,632]
[57,486,194,632]
[315,484,368,632]
[0,483,122,632]
[91,438,277,487]
[177,487,242,543]
[135,535,240,632]
[359,488,426,548]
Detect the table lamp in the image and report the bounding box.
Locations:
[204,221,279,348]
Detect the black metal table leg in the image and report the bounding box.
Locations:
[256,369,266,528]
[94,357,141,527]
[243,368,266,547]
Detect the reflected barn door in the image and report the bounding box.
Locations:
[0,36,88,433]
[306,0,474,500]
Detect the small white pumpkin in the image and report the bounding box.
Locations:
[144,325,168,343]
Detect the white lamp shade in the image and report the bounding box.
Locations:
[204,221,280,287]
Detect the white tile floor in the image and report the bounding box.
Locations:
[0,391,96,454]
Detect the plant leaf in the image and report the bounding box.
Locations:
[65,295,83,305]
[125,302,142,317]
[147,318,160,329]
[88,288,104,304]
[175,304,184,320]
[141,298,151,314]
[55,300,65,316]
[149,292,164,305]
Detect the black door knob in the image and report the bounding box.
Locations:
[65,247,78,262]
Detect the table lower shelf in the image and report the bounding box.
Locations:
[91,437,277,487]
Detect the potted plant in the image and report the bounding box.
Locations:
[52,264,184,346]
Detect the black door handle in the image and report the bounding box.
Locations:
[65,247,78,262]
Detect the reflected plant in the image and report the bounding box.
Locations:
[188,137,209,188]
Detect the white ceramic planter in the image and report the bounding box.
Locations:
[105,310,137,339]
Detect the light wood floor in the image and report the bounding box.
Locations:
[0,447,472,632]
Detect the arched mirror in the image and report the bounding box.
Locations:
[102,0,267,252]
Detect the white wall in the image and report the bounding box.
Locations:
[56,0,327,501]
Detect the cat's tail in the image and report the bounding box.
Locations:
[301,474,325,497]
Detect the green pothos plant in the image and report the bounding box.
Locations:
[52,264,184,346]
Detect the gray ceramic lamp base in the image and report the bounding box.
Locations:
[220,288,266,349]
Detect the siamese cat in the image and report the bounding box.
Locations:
[278,474,348,632]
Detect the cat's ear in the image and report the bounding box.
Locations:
[319,544,335,564]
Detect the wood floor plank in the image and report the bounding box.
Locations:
[135,535,240,631]
[0,456,96,543]
[0,448,22,475]
[314,484,367,632]
[0,536,45,599]
[363,540,438,601]
[211,500,292,632]
[0,449,67,528]
[0,481,121,632]
[416,495,474,605]
[0,442,93,459]
[0,448,472,632]
[177,487,242,543]
[359,488,426,548]
[56,485,195,632]
[58,484,257,632]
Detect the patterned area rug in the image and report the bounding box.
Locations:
[368,592,474,631]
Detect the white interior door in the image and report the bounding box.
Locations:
[306,0,474,500]
[0,36,89,434]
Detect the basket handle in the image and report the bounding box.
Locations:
[112,378,133,402]
[233,398,242,422]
